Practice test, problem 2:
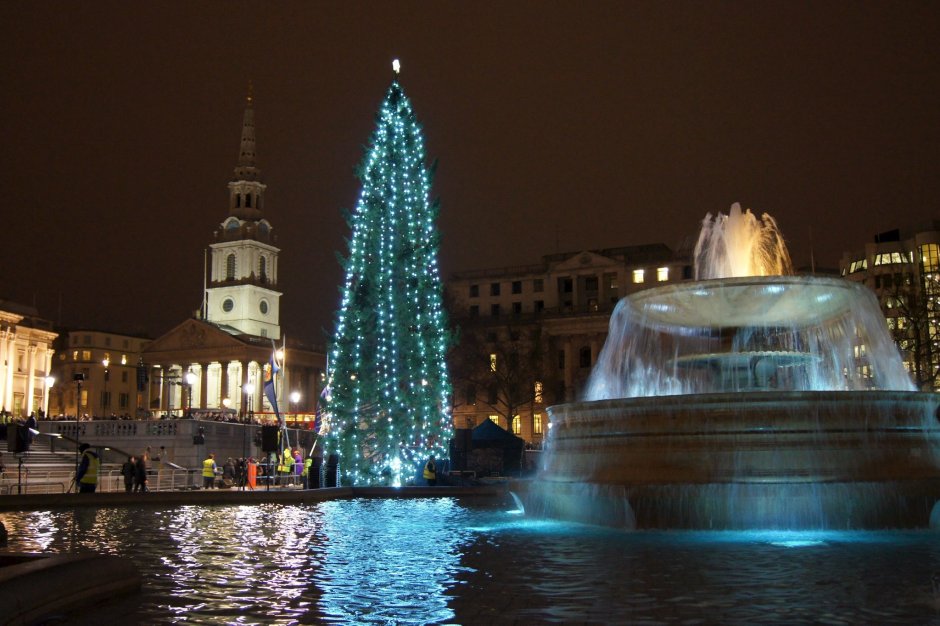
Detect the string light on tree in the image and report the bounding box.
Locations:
[325,61,453,486]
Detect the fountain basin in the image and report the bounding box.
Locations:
[516,391,940,529]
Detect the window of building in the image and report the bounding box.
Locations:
[512,415,521,435]
[534,381,543,403]
[488,384,498,404]
[123,339,129,349]
[560,278,573,293]
[72,350,79,361]
[849,259,868,273]
[579,346,591,368]
[558,350,565,369]
[469,284,479,298]
[490,282,501,296]
[82,350,91,361]
[260,256,267,282]
[260,300,269,315]
[466,384,477,405]
[222,298,235,313]
[512,302,522,315]
[226,254,236,280]
[585,276,598,291]
[491,304,500,317]
[533,279,544,292]
[922,244,939,272]
[119,393,129,409]
[512,280,522,294]
[71,335,78,345]
[84,335,91,344]
[236,193,241,208]
[105,336,111,347]
[657,267,669,281]
[533,413,543,435]
[121,371,128,383]
[534,300,544,313]
[632,269,645,283]
[490,353,497,372]
[260,328,267,338]
[469,305,479,318]
[488,415,500,426]
[100,391,111,410]
[246,193,252,208]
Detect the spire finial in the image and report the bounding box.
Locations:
[392,59,401,75]
[246,80,254,106]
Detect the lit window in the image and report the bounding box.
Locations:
[922,244,939,272]
[490,353,497,372]
[533,413,543,435]
[633,269,645,283]
[72,350,79,361]
[121,354,127,365]
[512,415,521,434]
[82,350,91,361]
[489,415,499,425]
[657,267,669,281]
[534,381,543,403]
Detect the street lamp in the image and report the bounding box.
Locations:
[102,357,110,416]
[43,375,55,417]
[289,390,300,416]
[244,382,255,423]
[185,370,197,417]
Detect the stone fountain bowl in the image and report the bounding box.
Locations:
[626,275,866,330]
[513,391,940,529]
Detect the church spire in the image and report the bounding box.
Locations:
[234,81,260,182]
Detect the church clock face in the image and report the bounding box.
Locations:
[222,298,235,313]
[259,300,269,315]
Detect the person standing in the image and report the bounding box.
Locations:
[75,443,99,493]
[121,456,136,492]
[202,453,217,489]
[423,456,437,486]
[134,454,149,492]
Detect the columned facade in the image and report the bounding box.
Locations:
[0,304,57,418]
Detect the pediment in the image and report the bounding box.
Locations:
[551,251,620,273]
[143,319,248,357]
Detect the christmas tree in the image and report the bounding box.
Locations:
[325,62,453,486]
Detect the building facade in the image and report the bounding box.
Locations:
[0,301,57,418]
[49,329,151,418]
[840,222,940,390]
[446,244,691,443]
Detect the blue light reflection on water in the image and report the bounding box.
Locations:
[3,500,940,624]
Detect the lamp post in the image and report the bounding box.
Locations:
[101,357,110,416]
[43,375,55,417]
[185,370,197,417]
[244,382,255,423]
[289,390,300,424]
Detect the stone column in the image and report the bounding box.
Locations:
[220,361,230,408]
[25,344,36,416]
[198,363,208,409]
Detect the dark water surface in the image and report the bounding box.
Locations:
[3,498,940,624]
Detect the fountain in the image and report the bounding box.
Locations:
[516,203,940,529]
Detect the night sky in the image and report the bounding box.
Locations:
[2,2,938,345]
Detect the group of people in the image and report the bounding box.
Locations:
[120,454,151,492]
[201,447,320,490]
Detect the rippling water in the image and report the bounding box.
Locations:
[3,499,940,624]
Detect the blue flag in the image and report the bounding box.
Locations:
[263,351,280,419]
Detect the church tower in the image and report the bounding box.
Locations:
[205,87,282,339]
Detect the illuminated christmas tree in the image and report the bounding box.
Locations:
[325,62,453,485]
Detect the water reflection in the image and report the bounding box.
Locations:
[2,502,940,623]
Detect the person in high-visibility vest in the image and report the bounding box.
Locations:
[302,455,313,490]
[76,443,100,493]
[278,447,292,485]
[202,453,218,489]
[423,456,437,486]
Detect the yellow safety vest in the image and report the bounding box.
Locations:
[423,461,436,480]
[279,449,291,472]
[302,457,312,477]
[202,458,216,478]
[80,450,99,484]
